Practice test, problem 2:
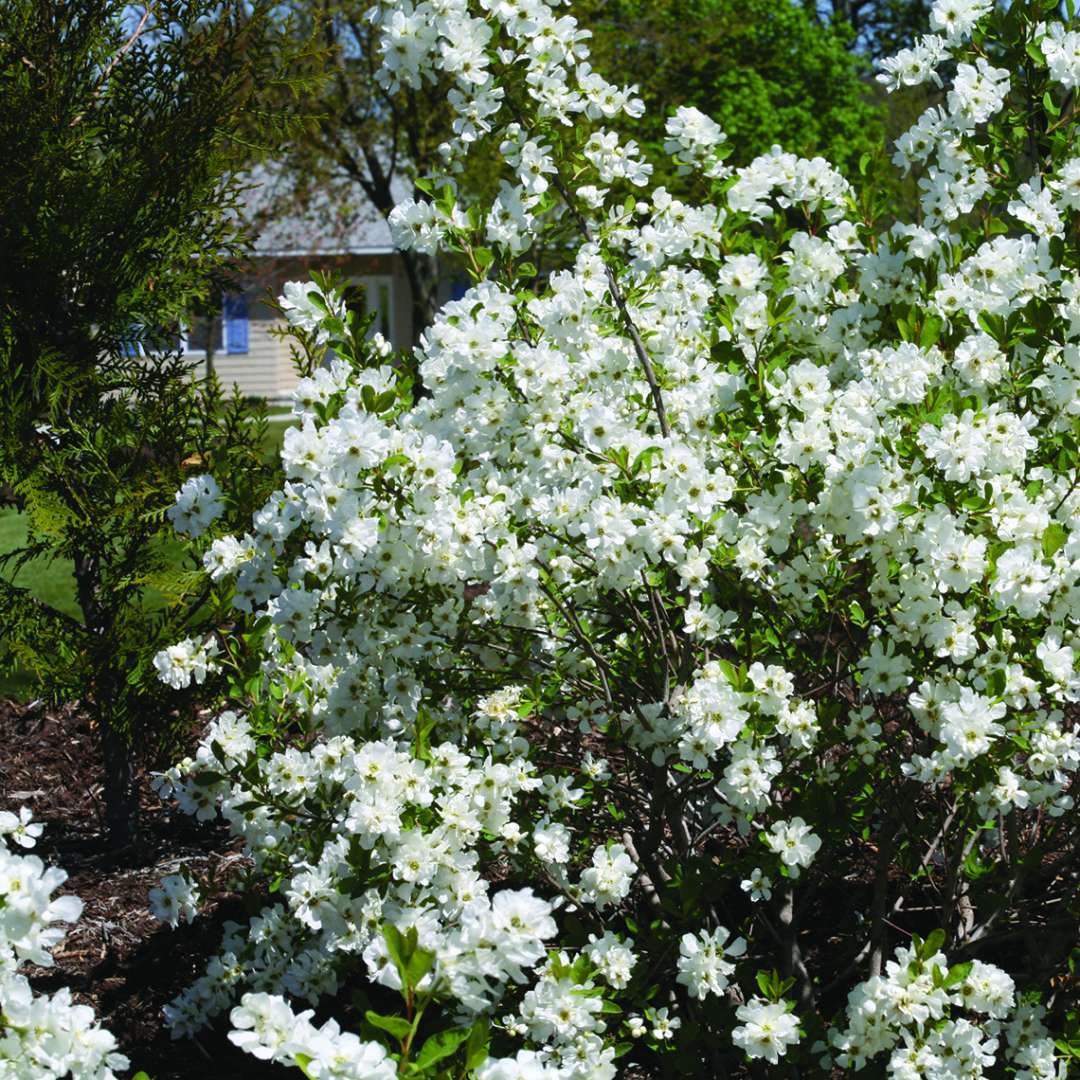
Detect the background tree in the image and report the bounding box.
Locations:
[0,0,314,845]
[251,0,457,338]
[578,0,888,182]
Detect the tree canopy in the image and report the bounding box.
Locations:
[579,0,888,181]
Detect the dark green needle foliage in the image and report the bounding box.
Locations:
[0,0,312,845]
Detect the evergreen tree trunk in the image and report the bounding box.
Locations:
[73,547,138,848]
[100,703,137,847]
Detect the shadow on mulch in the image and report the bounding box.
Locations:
[0,697,289,1078]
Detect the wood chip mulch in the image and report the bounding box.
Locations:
[0,697,289,1078]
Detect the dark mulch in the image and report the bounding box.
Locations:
[0,697,288,1079]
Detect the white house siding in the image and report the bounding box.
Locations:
[188,321,285,401]
[184,253,418,402]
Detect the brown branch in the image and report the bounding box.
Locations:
[545,166,671,438]
[85,3,154,110]
[501,94,671,437]
[779,883,816,1011]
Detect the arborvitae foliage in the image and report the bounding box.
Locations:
[0,0,314,845]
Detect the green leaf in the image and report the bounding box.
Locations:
[1043,523,1068,559]
[1054,1037,1080,1058]
[977,311,1006,342]
[365,1010,413,1040]
[985,667,1007,698]
[942,961,973,988]
[405,944,437,986]
[383,923,408,980]
[412,1026,471,1070]
[919,315,943,349]
[464,1017,491,1072]
[769,293,796,325]
[293,1053,317,1080]
[413,710,436,762]
[921,928,946,958]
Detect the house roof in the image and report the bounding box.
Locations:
[239,163,407,258]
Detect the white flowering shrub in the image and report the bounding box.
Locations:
[153,0,1080,1075]
[0,811,129,1079]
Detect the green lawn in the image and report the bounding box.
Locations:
[0,508,82,617]
[0,508,81,698]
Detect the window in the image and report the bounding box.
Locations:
[181,292,248,355]
[223,292,249,354]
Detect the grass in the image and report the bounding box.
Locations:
[0,415,292,700]
[0,509,82,699]
[0,509,82,618]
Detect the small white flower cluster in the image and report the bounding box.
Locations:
[230,991,396,1078]
[476,1049,565,1079]
[166,472,224,537]
[576,843,635,909]
[675,926,745,999]
[148,873,200,928]
[728,146,852,223]
[830,942,1064,1080]
[1038,21,1080,90]
[502,950,621,1077]
[154,718,570,1036]
[280,280,349,346]
[0,811,128,1079]
[0,807,43,850]
[151,634,219,690]
[732,997,801,1064]
[763,817,821,877]
[663,105,728,179]
[903,684,1079,813]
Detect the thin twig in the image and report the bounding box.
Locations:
[502,94,671,437]
[546,168,671,438]
[97,5,154,93]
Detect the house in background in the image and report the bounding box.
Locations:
[183,169,436,403]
